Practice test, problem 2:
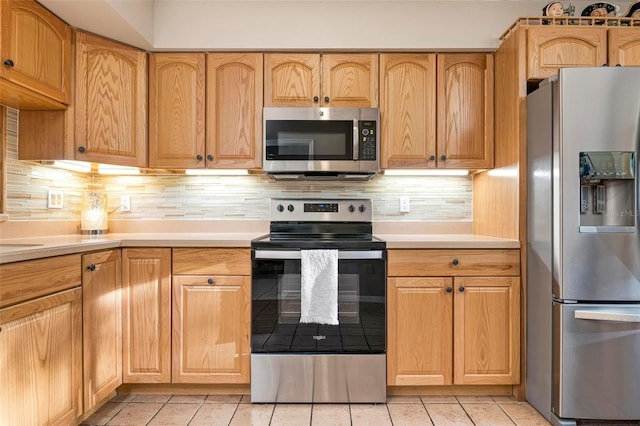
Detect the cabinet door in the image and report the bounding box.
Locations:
[149,53,205,169]
[264,53,320,107]
[437,54,494,169]
[172,275,250,383]
[380,53,437,169]
[387,277,453,385]
[527,27,607,80]
[83,249,122,411]
[0,0,71,106]
[453,276,520,385]
[322,54,378,107]
[122,248,171,383]
[206,53,263,168]
[75,31,147,167]
[0,288,82,426]
[608,28,640,66]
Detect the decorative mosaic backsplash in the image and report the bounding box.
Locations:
[3,108,472,222]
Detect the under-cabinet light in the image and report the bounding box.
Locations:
[43,160,92,173]
[383,169,469,176]
[185,169,249,176]
[97,164,141,175]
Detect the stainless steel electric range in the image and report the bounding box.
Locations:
[250,198,387,403]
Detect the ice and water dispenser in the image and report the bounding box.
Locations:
[579,151,636,232]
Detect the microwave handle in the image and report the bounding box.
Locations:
[353,121,359,160]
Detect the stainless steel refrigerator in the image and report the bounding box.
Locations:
[527,67,640,426]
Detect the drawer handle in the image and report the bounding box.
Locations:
[207,278,215,285]
[445,287,453,293]
[4,59,14,68]
[87,264,96,271]
[458,286,465,292]
[451,258,459,266]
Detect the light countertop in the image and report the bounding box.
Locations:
[0,232,520,264]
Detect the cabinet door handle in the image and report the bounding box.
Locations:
[440,155,447,161]
[4,59,14,68]
[313,96,319,103]
[207,278,215,285]
[445,287,453,293]
[207,154,213,161]
[429,155,435,161]
[324,96,330,103]
[196,154,203,161]
[78,146,86,153]
[87,264,96,271]
[458,286,465,292]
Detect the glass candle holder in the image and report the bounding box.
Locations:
[81,192,108,235]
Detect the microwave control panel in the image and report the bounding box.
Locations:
[359,121,377,160]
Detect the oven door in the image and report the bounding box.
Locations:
[251,249,386,354]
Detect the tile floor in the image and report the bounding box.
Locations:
[82,394,553,425]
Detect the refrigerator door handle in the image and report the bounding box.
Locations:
[575,310,640,323]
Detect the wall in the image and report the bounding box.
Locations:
[3,108,472,224]
[39,0,636,51]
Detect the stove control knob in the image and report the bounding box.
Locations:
[359,204,366,213]
[287,204,295,212]
[348,204,355,213]
[277,204,284,212]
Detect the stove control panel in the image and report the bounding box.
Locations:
[271,198,372,222]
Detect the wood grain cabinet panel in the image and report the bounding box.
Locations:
[387,249,520,386]
[172,275,251,384]
[74,31,147,167]
[527,26,607,80]
[387,277,453,386]
[380,53,437,169]
[149,53,205,169]
[0,0,71,109]
[207,53,263,169]
[437,54,494,169]
[265,53,378,107]
[122,248,172,383]
[172,248,251,275]
[454,276,520,385]
[608,28,640,66]
[0,288,82,426]
[82,249,122,412]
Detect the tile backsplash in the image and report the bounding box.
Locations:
[4,108,472,222]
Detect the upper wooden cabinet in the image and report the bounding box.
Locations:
[527,26,607,80]
[0,0,71,109]
[380,53,493,170]
[265,53,378,107]
[207,53,263,169]
[608,27,640,66]
[75,31,148,167]
[149,53,206,169]
[437,54,494,169]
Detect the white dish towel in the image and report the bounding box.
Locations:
[300,249,339,325]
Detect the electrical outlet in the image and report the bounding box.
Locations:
[47,190,63,209]
[400,196,410,213]
[120,195,131,212]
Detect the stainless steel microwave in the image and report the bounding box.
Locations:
[262,107,380,181]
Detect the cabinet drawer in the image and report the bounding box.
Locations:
[388,249,520,277]
[0,254,81,308]
[172,248,251,275]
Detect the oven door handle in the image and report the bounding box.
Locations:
[253,250,385,260]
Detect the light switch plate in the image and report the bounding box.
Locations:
[48,190,63,209]
[400,196,410,213]
[120,195,131,212]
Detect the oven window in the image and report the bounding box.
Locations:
[252,258,386,354]
[265,120,354,160]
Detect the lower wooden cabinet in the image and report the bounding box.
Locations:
[122,248,172,383]
[82,249,122,412]
[387,249,520,386]
[0,288,82,425]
